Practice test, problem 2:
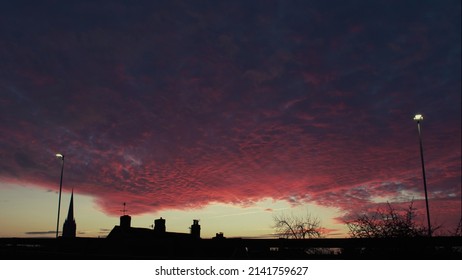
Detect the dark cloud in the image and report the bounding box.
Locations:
[25,231,57,235]
[1,0,460,231]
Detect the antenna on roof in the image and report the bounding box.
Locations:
[120,202,128,216]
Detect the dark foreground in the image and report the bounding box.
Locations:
[1,236,461,260]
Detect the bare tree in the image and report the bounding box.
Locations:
[273,210,322,239]
[346,202,432,238]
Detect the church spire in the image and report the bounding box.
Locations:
[62,189,76,238]
[67,190,74,221]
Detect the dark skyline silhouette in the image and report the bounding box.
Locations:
[1,209,461,260]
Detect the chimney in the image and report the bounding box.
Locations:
[154,217,166,233]
[120,215,131,229]
[190,219,201,239]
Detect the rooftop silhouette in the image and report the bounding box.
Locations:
[107,213,201,240]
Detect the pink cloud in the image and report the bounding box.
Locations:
[0,0,460,234]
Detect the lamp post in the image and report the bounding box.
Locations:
[413,114,432,237]
[55,153,65,238]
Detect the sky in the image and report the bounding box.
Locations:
[0,0,460,238]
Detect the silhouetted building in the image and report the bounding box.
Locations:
[62,191,76,238]
[107,215,201,240]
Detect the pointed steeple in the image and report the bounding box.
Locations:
[67,190,74,221]
[62,189,76,238]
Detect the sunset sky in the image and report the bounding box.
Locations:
[1,0,460,239]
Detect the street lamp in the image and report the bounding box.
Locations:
[413,114,432,237]
[55,153,65,238]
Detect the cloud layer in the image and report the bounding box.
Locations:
[1,0,460,230]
